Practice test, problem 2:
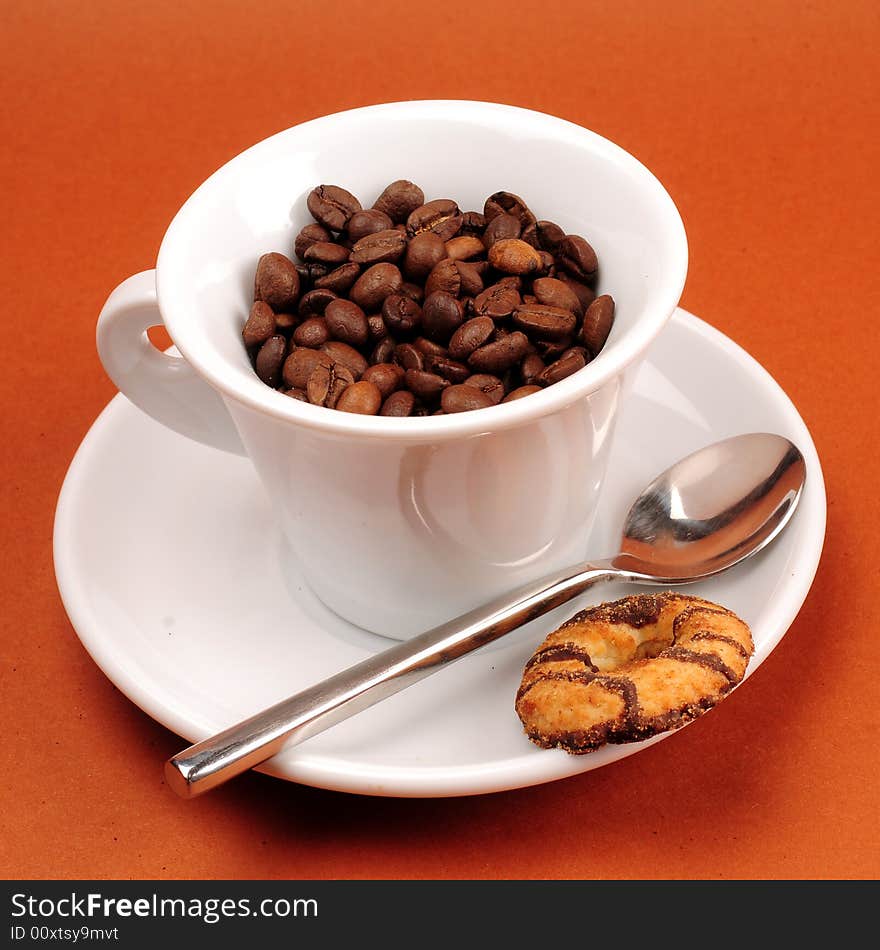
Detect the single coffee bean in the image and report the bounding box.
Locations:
[532,276,583,316]
[293,316,330,348]
[535,220,566,253]
[406,199,462,241]
[557,272,596,310]
[488,238,542,275]
[459,211,487,234]
[580,294,615,355]
[349,263,402,310]
[448,316,495,360]
[347,208,394,242]
[303,241,351,265]
[425,354,471,384]
[336,380,382,415]
[380,389,416,417]
[254,335,287,388]
[372,180,425,223]
[370,336,396,365]
[294,223,332,260]
[441,384,496,413]
[382,293,421,334]
[413,337,447,357]
[421,291,464,342]
[424,259,461,298]
[463,373,505,404]
[320,340,368,379]
[445,234,485,261]
[350,228,407,264]
[403,231,447,281]
[307,184,362,232]
[307,361,356,408]
[361,362,405,399]
[558,234,598,280]
[503,385,543,402]
[399,281,424,303]
[298,288,337,317]
[468,331,530,374]
[473,281,521,319]
[367,313,388,341]
[455,261,484,297]
[314,262,361,294]
[405,369,449,401]
[254,252,301,311]
[242,300,276,349]
[393,342,424,371]
[539,348,587,385]
[536,250,555,275]
[282,387,309,402]
[512,302,577,340]
[324,298,369,347]
[274,312,300,334]
[483,191,536,228]
[520,352,547,385]
[482,212,521,249]
[282,347,333,389]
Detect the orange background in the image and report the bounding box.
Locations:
[2,0,878,880]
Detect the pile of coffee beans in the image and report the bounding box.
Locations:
[243,181,615,415]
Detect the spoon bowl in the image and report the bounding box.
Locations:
[166,432,806,798]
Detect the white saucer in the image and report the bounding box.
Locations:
[53,309,826,797]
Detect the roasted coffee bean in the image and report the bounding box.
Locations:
[307,361,355,408]
[324,298,369,347]
[293,316,330,348]
[347,209,394,242]
[503,384,543,402]
[405,369,449,401]
[282,387,309,402]
[444,235,485,261]
[294,223,332,260]
[314,262,361,294]
[520,352,547,385]
[274,312,300,334]
[406,199,462,241]
[557,272,596,310]
[403,231,447,281]
[350,228,407,264]
[372,180,425,223]
[307,185,362,232]
[459,211,487,234]
[336,380,382,415]
[425,354,471,384]
[413,337,447,357]
[321,340,368,379]
[482,212,521,249]
[303,241,351,265]
[367,313,388,341]
[254,253,301,311]
[448,316,495,360]
[399,281,424,303]
[424,259,461,298]
[455,261,484,297]
[535,220,566,253]
[539,348,587,385]
[441,384,496,413]
[350,263,402,310]
[254,335,287,388]
[361,362,405,398]
[512,302,577,340]
[536,250,555,275]
[295,261,329,283]
[483,191,536,228]
[580,294,615,355]
[421,291,464,342]
[467,331,530,374]
[370,337,396,365]
[282,347,333,389]
[463,373,505,404]
[532,276,583,316]
[242,301,276,349]
[298,288,338,317]
[488,238,542,275]
[380,389,416,417]
[473,281,521,319]
[392,342,424,371]
[382,293,421,334]
[533,337,573,361]
[558,234,598,280]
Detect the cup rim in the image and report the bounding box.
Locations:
[157,99,688,441]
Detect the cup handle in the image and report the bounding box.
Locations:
[96,270,245,455]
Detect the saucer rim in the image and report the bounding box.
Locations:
[53,307,827,797]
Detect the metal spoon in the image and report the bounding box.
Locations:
[166,432,806,798]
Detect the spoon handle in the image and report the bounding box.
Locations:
[165,561,624,798]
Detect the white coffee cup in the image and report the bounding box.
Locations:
[97,100,687,639]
